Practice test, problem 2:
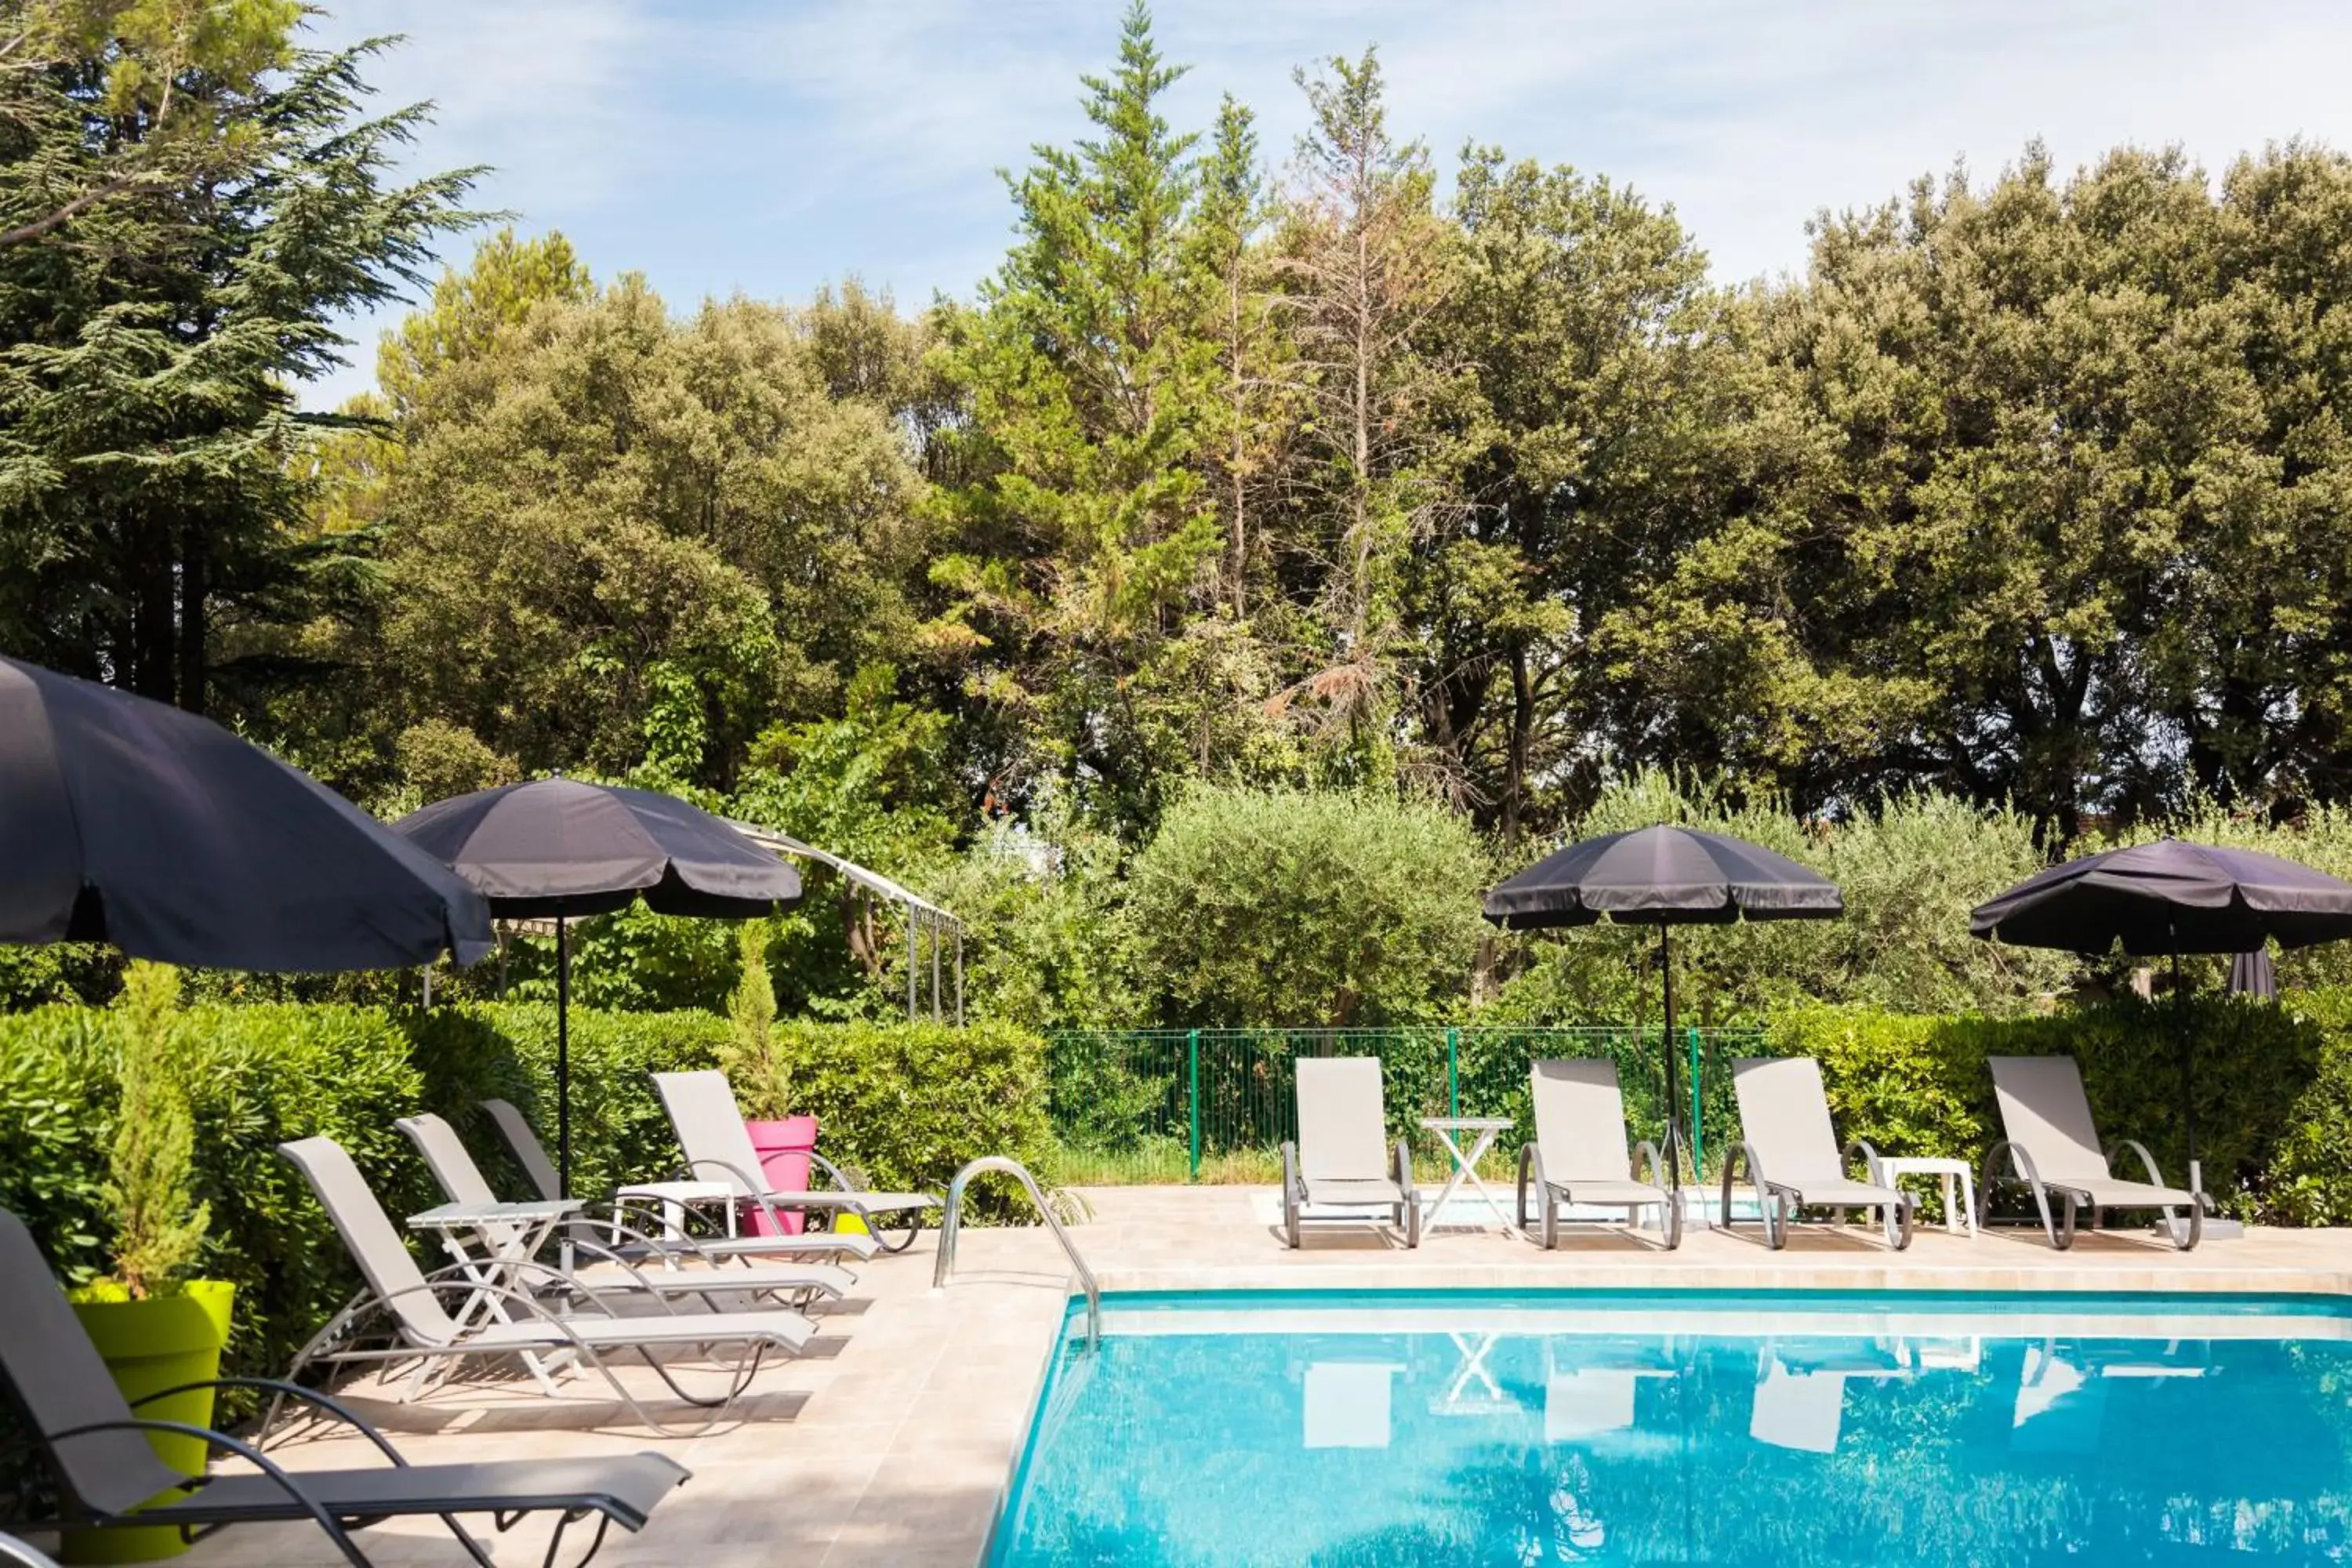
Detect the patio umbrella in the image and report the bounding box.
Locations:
[0,655,491,970]
[1969,837,2352,1167]
[393,778,804,1192]
[1483,825,1845,1184]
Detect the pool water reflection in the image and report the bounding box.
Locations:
[990,1294,2352,1566]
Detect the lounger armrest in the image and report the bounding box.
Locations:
[47,1417,356,1543]
[579,1212,733,1272]
[1631,1140,1668,1189]
[1281,1141,1304,1206]
[809,1151,862,1193]
[2106,1138,2176,1193]
[685,1154,873,1232]
[135,1377,408,1466]
[1393,1138,1417,1203]
[1516,1142,1540,1228]
[1721,1139,1769,1193]
[1842,1138,1883,1186]
[397,1268,630,1338]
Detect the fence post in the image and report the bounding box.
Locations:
[1187,1029,1201,1182]
[1446,1027,1460,1118]
[1687,1027,1704,1180]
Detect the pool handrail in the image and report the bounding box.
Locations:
[935,1156,1100,1350]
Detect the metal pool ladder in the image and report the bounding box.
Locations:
[934,1156,1100,1351]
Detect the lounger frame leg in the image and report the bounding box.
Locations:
[2108,1140,2205,1250]
[1980,1140,2074,1249]
[1394,1139,1421,1250]
[1719,1142,1778,1247]
[1279,1140,1303,1249]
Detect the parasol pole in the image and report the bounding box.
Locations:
[1660,924,1681,1189]
[557,914,572,1199]
[2172,916,2195,1177]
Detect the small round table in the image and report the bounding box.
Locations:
[1419,1116,1519,1235]
[1876,1156,1976,1236]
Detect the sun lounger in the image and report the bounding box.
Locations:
[1979,1055,2205,1250]
[0,1207,688,1566]
[1719,1057,1913,1250]
[1280,1057,1420,1248]
[652,1071,942,1254]
[1515,1059,1680,1249]
[395,1113,853,1310]
[278,1136,814,1435]
[480,1098,877,1265]
[0,1534,58,1568]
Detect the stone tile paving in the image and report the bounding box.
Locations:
[66,1185,2352,1565]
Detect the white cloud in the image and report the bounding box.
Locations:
[296,0,2352,408]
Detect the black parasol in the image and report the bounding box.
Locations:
[1971,836,2352,1170]
[0,656,490,970]
[1485,825,1844,1184]
[394,778,804,1192]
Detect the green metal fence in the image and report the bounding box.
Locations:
[1044,1025,1768,1183]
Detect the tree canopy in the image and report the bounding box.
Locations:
[10,5,2352,1026]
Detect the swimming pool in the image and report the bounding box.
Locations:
[989,1290,2352,1566]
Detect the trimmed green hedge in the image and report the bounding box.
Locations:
[0,1003,1051,1395]
[1766,995,2332,1223]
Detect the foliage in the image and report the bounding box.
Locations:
[1482,771,2077,1029]
[0,998,1055,1398]
[723,919,788,1116]
[1127,783,1490,1026]
[1769,995,2326,1222]
[0,22,476,724]
[96,962,207,1297]
[930,803,1143,1031]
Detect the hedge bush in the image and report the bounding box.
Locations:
[0,1002,1051,1396]
[1765,996,2330,1223]
[0,1004,469,1410]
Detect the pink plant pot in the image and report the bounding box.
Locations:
[744,1114,818,1236]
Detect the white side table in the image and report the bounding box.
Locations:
[1876,1156,1976,1236]
[1419,1116,1518,1234]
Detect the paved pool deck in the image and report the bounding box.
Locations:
[100,1186,2352,1566]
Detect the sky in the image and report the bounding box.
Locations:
[301,0,2352,408]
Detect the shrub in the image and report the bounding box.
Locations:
[1488,772,2076,1029]
[0,1000,1052,1401]
[97,963,208,1298]
[1129,784,1491,1027]
[0,1002,438,1403]
[1765,996,2325,1221]
[777,1018,1054,1193]
[410,1004,730,1203]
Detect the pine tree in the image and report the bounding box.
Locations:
[932,2,1232,829]
[0,34,477,717]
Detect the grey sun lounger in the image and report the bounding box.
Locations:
[1281,1057,1420,1248]
[0,1207,688,1566]
[1719,1057,1913,1250]
[652,1071,942,1254]
[1979,1055,2205,1250]
[480,1098,878,1265]
[1515,1059,1680,1249]
[396,1113,855,1310]
[278,1136,814,1435]
[0,1533,59,1568]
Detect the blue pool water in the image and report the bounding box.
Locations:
[989,1291,2352,1566]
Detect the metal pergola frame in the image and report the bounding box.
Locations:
[725,821,964,1025]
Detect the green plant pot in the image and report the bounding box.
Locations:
[61,1281,235,1565]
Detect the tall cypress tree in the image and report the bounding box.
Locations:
[932,1,1230,829]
